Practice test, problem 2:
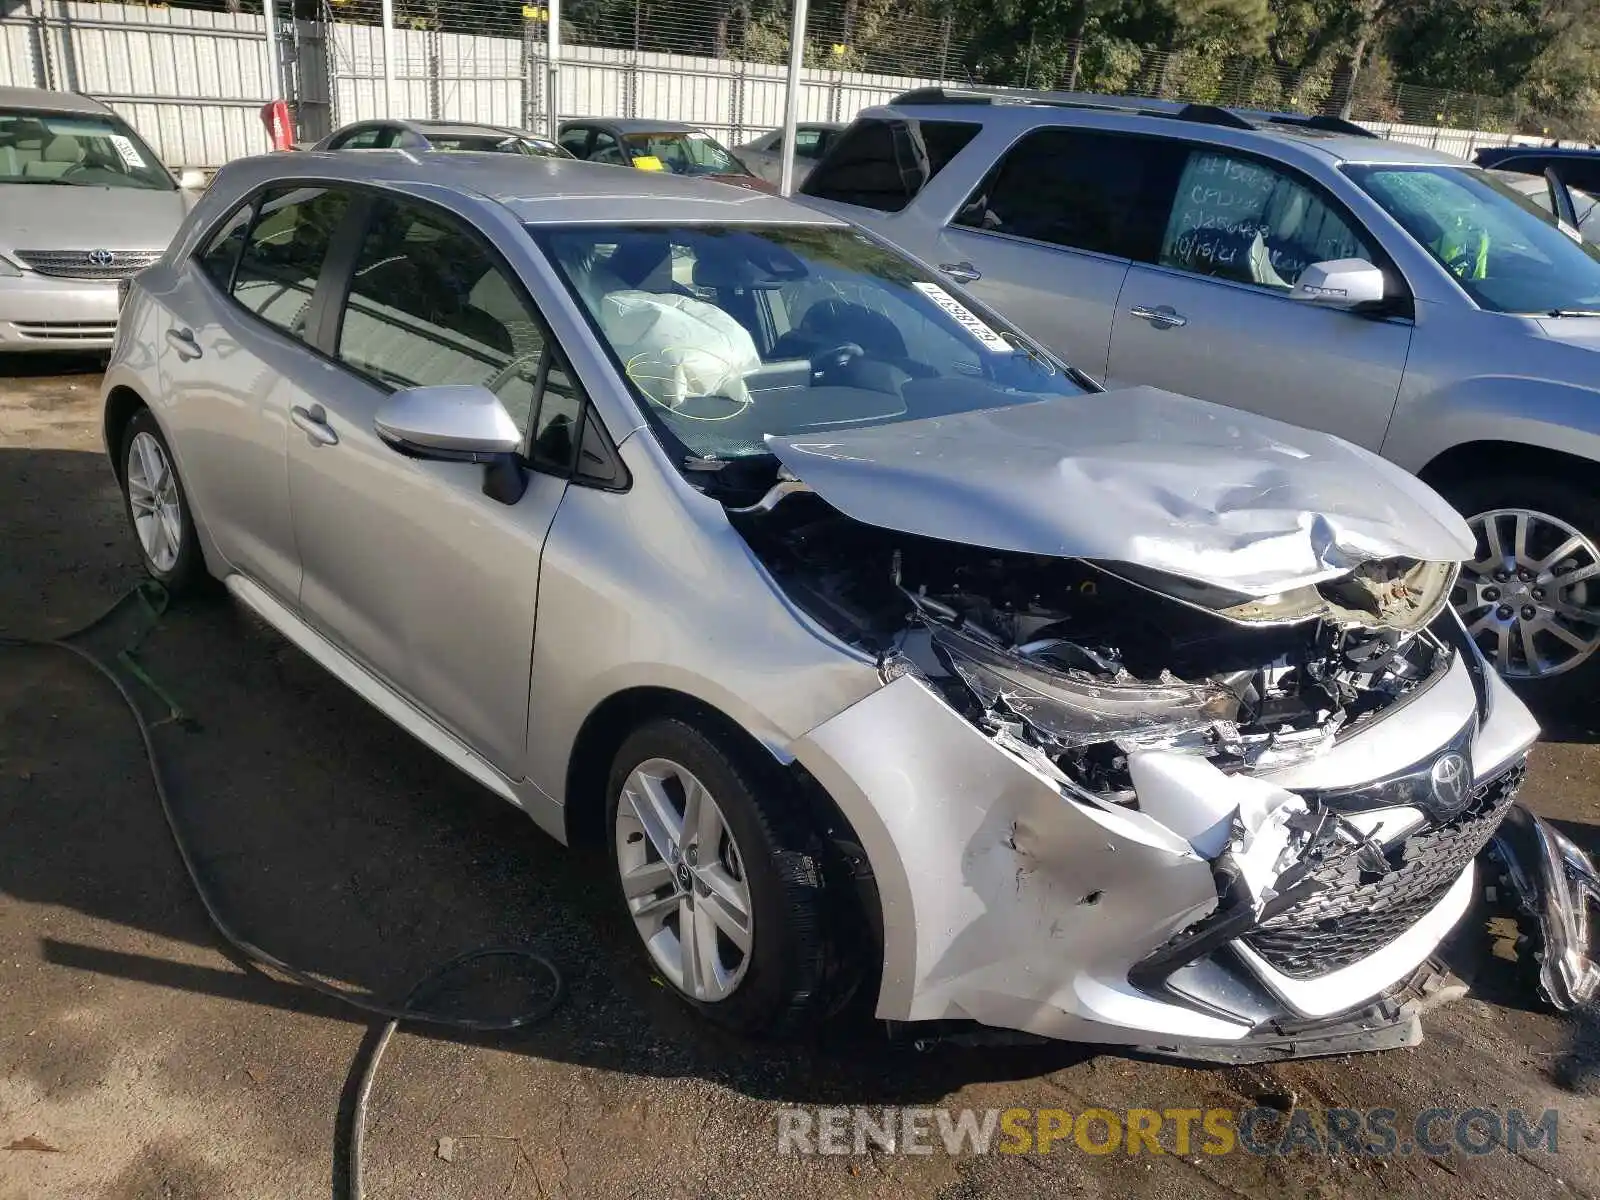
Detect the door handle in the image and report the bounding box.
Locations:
[290,404,339,447]
[1128,304,1187,329]
[939,261,982,283]
[165,327,202,359]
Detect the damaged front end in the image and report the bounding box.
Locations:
[735,481,1594,1058]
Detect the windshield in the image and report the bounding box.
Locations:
[429,132,569,158]
[1347,163,1600,313]
[533,223,1088,462]
[0,108,173,190]
[622,131,742,176]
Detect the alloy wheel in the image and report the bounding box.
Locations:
[126,431,183,574]
[1454,507,1600,678]
[614,757,753,1001]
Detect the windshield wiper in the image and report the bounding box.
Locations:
[1546,308,1600,317]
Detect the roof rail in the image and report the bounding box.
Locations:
[887,85,1184,116]
[887,86,1386,141]
[1262,112,1382,138]
[1174,103,1254,130]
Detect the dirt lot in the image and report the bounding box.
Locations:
[2,360,1598,1200]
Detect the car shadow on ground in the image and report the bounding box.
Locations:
[0,445,1089,1116]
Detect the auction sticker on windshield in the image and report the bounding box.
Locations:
[109,134,147,170]
[912,282,1011,352]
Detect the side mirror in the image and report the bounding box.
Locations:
[176,168,208,190]
[1290,259,1387,310]
[374,384,527,503]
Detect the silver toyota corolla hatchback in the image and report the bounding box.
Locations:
[103,151,1599,1060]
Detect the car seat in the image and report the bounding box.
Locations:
[23,134,83,179]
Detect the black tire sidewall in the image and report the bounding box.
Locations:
[1437,470,1600,701]
[605,717,832,1036]
[119,409,204,595]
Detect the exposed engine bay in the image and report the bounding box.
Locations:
[733,490,1458,801]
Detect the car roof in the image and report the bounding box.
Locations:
[563,117,704,134]
[0,86,113,116]
[861,95,1469,169]
[409,120,550,140]
[1478,144,1599,162]
[209,149,843,225]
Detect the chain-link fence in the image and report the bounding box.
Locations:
[2,0,1584,165]
[311,0,1575,149]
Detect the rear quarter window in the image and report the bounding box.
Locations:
[801,117,981,213]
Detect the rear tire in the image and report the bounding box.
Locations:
[118,408,205,597]
[606,717,837,1036]
[1436,470,1600,706]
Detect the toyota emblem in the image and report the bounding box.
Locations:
[1428,752,1470,820]
[87,249,115,267]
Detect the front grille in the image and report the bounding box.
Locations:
[15,249,161,281]
[1243,761,1526,980]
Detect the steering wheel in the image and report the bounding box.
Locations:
[810,342,865,382]
[484,348,546,397]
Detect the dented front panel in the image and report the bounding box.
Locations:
[794,675,1251,1042]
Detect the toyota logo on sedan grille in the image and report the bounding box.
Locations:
[86,249,115,267]
[1428,752,1471,820]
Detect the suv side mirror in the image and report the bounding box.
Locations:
[176,168,208,190]
[374,384,527,504]
[1290,259,1387,310]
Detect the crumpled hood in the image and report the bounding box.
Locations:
[0,184,188,253]
[763,386,1475,597]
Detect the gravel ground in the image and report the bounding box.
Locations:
[2,359,1598,1200]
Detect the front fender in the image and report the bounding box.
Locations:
[1384,374,1600,475]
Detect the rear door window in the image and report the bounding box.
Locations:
[801,117,981,212]
[197,200,255,292]
[230,186,350,340]
[953,128,1181,260]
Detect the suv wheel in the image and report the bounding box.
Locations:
[606,718,836,1035]
[118,409,205,595]
[1441,472,1600,694]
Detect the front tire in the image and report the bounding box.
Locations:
[118,408,205,596]
[606,717,836,1036]
[1438,471,1600,701]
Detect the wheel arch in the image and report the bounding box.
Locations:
[561,684,884,994]
[1420,439,1598,493]
[103,384,149,477]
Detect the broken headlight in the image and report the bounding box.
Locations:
[929,623,1238,749]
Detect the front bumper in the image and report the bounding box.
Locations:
[793,639,1546,1062]
[0,273,120,350]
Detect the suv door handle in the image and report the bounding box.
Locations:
[290,404,339,447]
[1129,304,1187,329]
[939,261,982,283]
[165,327,202,359]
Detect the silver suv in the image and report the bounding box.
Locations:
[800,89,1600,697]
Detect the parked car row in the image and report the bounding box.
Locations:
[94,92,1599,1064]
[5,80,1596,1061]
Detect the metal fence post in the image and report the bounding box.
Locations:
[380,0,396,118]
[30,0,56,92]
[779,0,810,196]
[546,0,560,139]
[262,0,283,99]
